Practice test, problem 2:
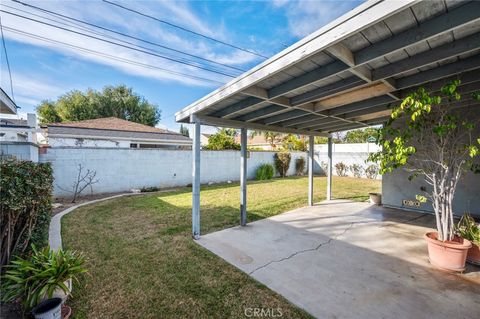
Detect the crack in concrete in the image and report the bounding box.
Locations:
[248,222,355,275]
[247,212,431,275]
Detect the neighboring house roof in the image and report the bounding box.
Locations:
[43,117,191,143]
[0,88,18,115]
[0,118,28,128]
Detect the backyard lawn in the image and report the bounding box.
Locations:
[63,176,380,318]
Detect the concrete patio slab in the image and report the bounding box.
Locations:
[197,200,480,319]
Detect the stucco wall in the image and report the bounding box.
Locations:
[382,108,480,217]
[40,147,307,197]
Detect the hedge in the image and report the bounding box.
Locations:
[0,160,53,268]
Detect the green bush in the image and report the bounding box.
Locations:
[274,152,291,177]
[365,164,379,179]
[1,245,86,309]
[0,160,53,267]
[295,157,306,176]
[349,164,364,178]
[335,162,348,177]
[256,164,274,180]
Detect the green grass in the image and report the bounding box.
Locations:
[62,176,380,318]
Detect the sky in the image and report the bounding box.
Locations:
[0,0,362,133]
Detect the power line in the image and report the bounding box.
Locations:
[102,0,268,59]
[0,10,238,78]
[2,3,210,69]
[0,17,15,102]
[11,0,246,73]
[2,26,226,85]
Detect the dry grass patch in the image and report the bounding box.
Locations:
[63,176,380,318]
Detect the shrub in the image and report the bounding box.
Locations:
[256,164,274,180]
[335,162,348,177]
[365,164,379,179]
[1,246,86,309]
[274,152,291,177]
[141,186,161,192]
[320,161,328,176]
[349,164,364,178]
[0,160,53,267]
[295,157,306,176]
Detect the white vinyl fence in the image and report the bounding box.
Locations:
[314,143,381,178]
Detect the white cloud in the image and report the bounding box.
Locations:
[273,0,362,38]
[6,72,68,108]
[0,0,261,88]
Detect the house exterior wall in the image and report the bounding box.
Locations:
[47,136,190,149]
[40,148,308,197]
[381,108,480,217]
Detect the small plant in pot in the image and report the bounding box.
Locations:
[369,81,480,272]
[456,212,480,265]
[1,245,86,313]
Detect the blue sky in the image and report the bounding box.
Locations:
[1,0,362,132]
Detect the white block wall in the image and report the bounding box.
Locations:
[40,147,307,197]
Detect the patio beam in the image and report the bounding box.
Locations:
[193,114,330,137]
[308,136,314,206]
[355,1,480,65]
[233,104,286,122]
[259,109,309,125]
[240,128,247,226]
[191,118,201,239]
[327,137,332,201]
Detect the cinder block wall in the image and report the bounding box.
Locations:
[40,148,307,197]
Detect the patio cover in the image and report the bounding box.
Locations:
[175,0,480,238]
[176,0,480,134]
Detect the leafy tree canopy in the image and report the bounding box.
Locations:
[204,128,240,150]
[37,85,161,126]
[344,127,380,143]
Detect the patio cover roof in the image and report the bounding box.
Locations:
[175,0,480,136]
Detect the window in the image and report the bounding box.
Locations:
[130,143,138,148]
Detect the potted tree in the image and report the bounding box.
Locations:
[369,81,479,272]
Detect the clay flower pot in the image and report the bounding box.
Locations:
[466,242,480,265]
[368,192,381,205]
[424,232,471,272]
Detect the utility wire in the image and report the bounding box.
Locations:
[0,17,15,102]
[11,0,246,73]
[3,3,234,73]
[2,26,225,85]
[102,0,268,59]
[1,10,238,78]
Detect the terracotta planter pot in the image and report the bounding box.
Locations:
[369,193,381,205]
[424,232,471,272]
[466,242,480,265]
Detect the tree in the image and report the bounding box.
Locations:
[204,128,240,150]
[369,81,480,241]
[179,124,190,137]
[344,127,380,143]
[37,85,161,126]
[282,134,307,151]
